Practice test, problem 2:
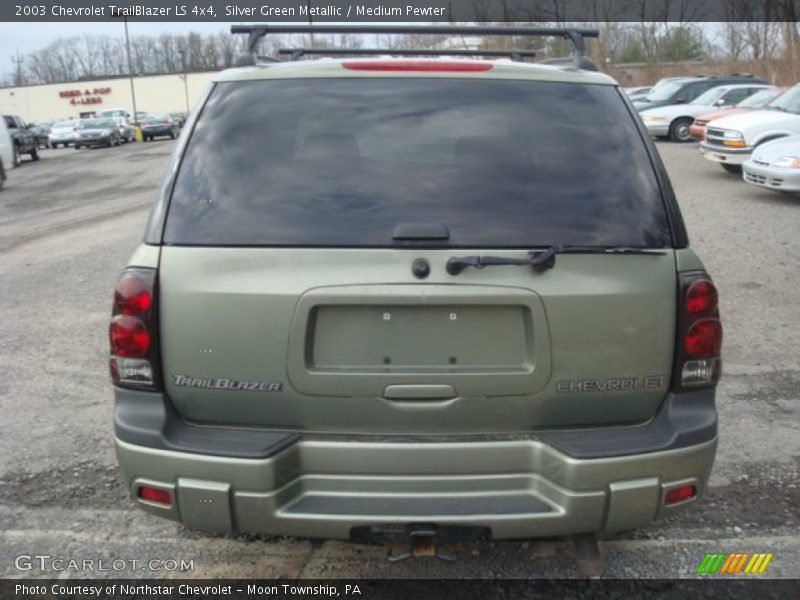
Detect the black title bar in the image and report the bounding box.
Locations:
[3,0,799,22]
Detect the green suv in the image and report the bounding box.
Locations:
[110,26,722,547]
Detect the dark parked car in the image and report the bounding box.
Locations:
[169,112,188,128]
[141,114,178,141]
[29,122,52,149]
[74,118,122,149]
[3,115,39,165]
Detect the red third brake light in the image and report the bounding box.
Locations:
[343,60,493,72]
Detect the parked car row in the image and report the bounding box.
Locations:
[629,75,800,194]
[1,110,186,159]
[0,106,187,192]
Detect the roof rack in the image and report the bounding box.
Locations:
[278,47,539,62]
[231,25,599,69]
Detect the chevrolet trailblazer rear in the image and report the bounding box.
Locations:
[110,26,721,550]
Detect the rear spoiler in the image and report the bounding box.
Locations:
[231,25,599,70]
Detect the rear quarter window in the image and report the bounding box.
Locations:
[164,77,672,248]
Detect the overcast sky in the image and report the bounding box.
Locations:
[0,22,230,80]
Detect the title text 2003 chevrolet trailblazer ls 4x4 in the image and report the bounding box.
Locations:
[109,26,722,556]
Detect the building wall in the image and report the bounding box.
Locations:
[0,71,218,123]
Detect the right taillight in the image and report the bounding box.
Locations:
[109,268,160,389]
[672,272,722,391]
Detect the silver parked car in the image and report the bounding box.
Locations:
[640,84,770,142]
[48,120,78,148]
[742,135,800,193]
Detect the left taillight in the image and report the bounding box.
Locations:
[109,268,160,389]
[672,272,722,391]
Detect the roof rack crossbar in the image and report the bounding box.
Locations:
[278,48,539,61]
[231,25,598,65]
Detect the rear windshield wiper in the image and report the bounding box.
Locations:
[446,246,667,275]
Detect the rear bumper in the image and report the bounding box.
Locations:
[142,127,172,136]
[114,388,717,539]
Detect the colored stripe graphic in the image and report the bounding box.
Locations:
[697,553,725,574]
[697,552,773,575]
[734,553,750,573]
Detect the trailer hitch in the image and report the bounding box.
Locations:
[350,523,489,562]
[386,526,456,562]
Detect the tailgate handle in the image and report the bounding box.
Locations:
[383,384,456,400]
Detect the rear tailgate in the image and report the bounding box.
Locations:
[159,248,675,433]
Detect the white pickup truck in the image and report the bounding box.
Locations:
[0,111,14,190]
[699,83,800,173]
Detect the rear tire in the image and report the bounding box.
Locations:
[721,164,742,174]
[0,159,5,191]
[668,118,693,143]
[30,146,39,161]
[13,144,21,167]
[169,131,176,140]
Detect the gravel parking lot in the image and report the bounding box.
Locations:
[0,140,798,579]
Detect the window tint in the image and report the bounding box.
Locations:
[164,78,671,248]
[767,84,800,114]
[723,88,755,104]
[738,88,780,108]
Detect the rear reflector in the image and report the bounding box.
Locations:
[138,485,171,506]
[665,484,696,505]
[343,60,492,72]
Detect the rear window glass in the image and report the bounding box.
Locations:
[164,78,671,248]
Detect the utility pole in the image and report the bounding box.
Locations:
[306,0,314,48]
[123,16,139,122]
[11,53,23,86]
[178,49,190,112]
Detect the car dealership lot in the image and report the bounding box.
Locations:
[0,141,798,578]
